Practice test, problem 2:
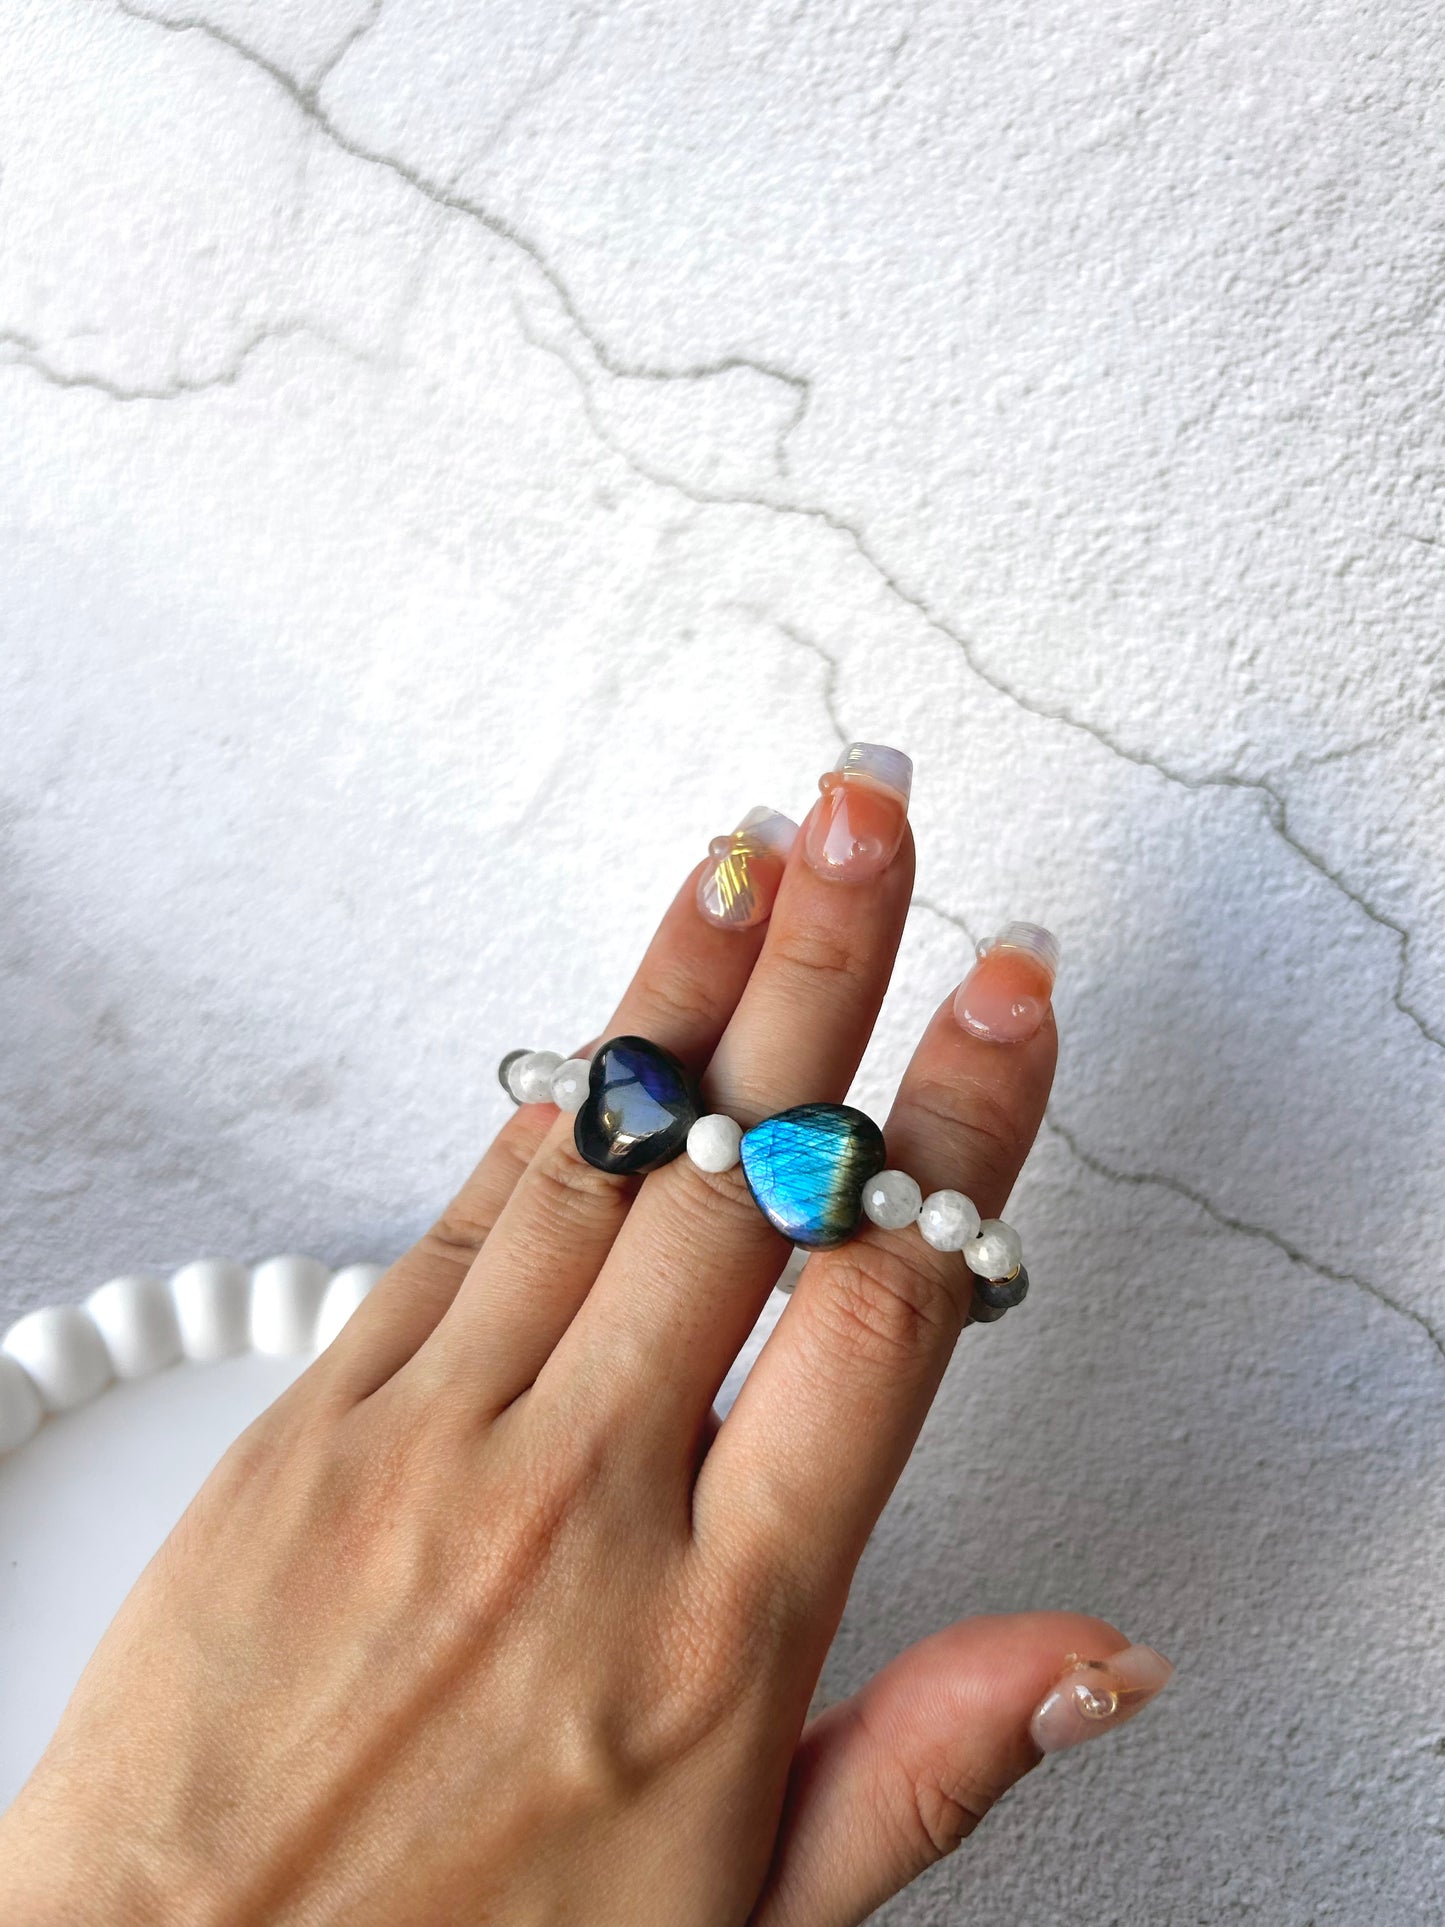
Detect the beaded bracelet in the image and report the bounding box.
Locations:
[499,1035,1031,1326]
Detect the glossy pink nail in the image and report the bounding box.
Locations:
[953,922,1059,1043]
[801,742,912,885]
[696,807,797,928]
[1029,1644,1174,1754]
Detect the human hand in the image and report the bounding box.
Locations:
[0,745,1170,1926]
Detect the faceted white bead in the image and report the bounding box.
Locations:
[964,1218,1024,1279]
[85,1273,182,1379]
[250,1254,331,1356]
[515,1050,564,1104]
[861,1169,923,1230]
[687,1113,743,1173]
[917,1189,982,1252]
[315,1263,386,1351]
[0,1352,43,1454]
[170,1258,252,1361]
[2,1306,113,1412]
[549,1057,591,1113]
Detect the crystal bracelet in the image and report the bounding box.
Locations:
[498,1035,1031,1326]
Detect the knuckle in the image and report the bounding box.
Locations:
[423,1211,489,1268]
[809,1239,964,1370]
[766,920,871,996]
[906,1074,1025,1202]
[673,1159,768,1240]
[907,1760,992,1861]
[637,959,722,1038]
[425,1128,538,1263]
[526,1140,634,1235]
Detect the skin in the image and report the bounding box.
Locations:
[0,787,1132,1927]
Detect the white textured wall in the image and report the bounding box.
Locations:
[3,2,1444,1918]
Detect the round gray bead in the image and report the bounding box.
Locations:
[973,1262,1030,1312]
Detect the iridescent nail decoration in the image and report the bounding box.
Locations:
[739,1103,887,1248]
[696,807,797,929]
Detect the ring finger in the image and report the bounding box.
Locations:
[699,929,1058,1612]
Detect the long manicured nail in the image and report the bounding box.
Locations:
[1029,1644,1174,1754]
[802,742,912,885]
[696,806,798,928]
[953,922,1059,1044]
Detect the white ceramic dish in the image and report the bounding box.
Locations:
[0,1255,790,1809]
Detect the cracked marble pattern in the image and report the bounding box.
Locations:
[2,1,1443,1918]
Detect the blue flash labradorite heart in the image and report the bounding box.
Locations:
[739,1103,887,1249]
[574,1035,702,1175]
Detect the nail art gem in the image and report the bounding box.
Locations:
[954,922,1060,1044]
[802,742,912,885]
[1028,1645,1174,1754]
[739,1103,887,1248]
[696,807,797,929]
[574,1036,702,1175]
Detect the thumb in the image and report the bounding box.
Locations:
[750,1611,1173,1927]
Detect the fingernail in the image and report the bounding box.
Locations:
[1029,1644,1174,1754]
[802,742,912,885]
[953,921,1059,1044]
[696,806,798,928]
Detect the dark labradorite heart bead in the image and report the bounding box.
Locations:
[574,1035,702,1175]
[739,1103,886,1250]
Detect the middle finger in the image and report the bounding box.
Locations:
[541,742,916,1450]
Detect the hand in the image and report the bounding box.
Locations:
[0,746,1170,1926]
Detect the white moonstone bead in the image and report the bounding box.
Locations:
[964,1218,1024,1280]
[687,1113,743,1173]
[250,1254,331,1356]
[0,1352,43,1453]
[170,1258,252,1361]
[861,1169,923,1231]
[315,1263,386,1351]
[515,1050,564,1104]
[549,1057,591,1113]
[917,1189,982,1252]
[2,1306,113,1412]
[85,1273,182,1379]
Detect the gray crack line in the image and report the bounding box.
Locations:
[307,0,386,100]
[471,3,602,170]
[112,0,811,480]
[0,320,334,400]
[1044,1113,1445,1367]
[106,0,1438,1055]
[513,307,1445,1061]
[722,604,849,745]
[904,896,1445,1370]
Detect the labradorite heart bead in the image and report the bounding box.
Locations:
[574,1035,702,1175]
[739,1103,887,1249]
